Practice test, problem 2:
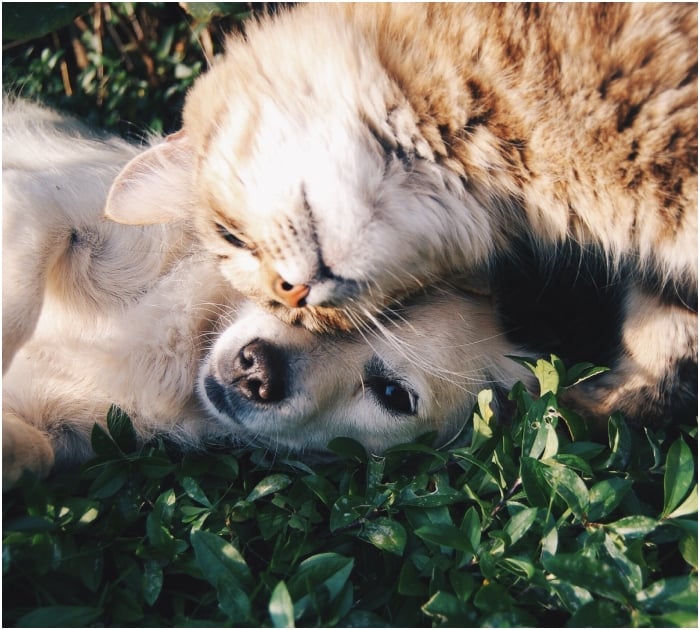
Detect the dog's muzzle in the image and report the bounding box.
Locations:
[204,338,288,419]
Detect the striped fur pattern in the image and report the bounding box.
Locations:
[105,3,697,427]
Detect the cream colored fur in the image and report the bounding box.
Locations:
[2,100,530,488]
[103,3,696,431]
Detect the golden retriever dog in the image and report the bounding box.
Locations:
[2,100,530,489]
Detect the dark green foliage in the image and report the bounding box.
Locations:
[3,358,697,627]
[2,2,255,137]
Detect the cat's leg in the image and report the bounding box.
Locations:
[562,289,697,428]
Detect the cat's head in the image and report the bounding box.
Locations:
[105,6,493,331]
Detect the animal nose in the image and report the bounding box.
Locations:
[230,339,286,403]
[272,276,310,308]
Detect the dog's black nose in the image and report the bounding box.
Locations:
[229,339,286,403]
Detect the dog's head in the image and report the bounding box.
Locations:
[198,291,530,455]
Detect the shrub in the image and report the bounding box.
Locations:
[3,358,697,627]
[2,2,254,137]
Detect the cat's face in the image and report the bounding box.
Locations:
[105,6,494,331]
[176,12,494,331]
[199,291,526,454]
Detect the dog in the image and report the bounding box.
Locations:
[2,99,532,488]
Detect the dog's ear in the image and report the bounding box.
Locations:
[105,130,195,225]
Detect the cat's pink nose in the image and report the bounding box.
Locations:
[273,276,310,308]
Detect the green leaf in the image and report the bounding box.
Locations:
[17,605,103,627]
[302,474,338,507]
[106,405,137,453]
[520,457,550,508]
[587,478,633,521]
[329,494,366,532]
[180,2,249,22]
[216,576,252,622]
[541,464,589,520]
[562,362,609,388]
[142,560,163,607]
[88,463,128,498]
[356,517,406,555]
[679,531,698,569]
[190,530,253,589]
[521,395,559,459]
[666,483,698,519]
[662,438,696,518]
[604,414,632,469]
[504,507,538,546]
[567,599,629,627]
[2,2,92,40]
[603,532,643,592]
[327,437,367,462]
[246,474,292,502]
[460,507,482,558]
[542,552,630,603]
[473,582,515,612]
[636,576,698,614]
[287,553,354,620]
[509,355,561,395]
[449,569,476,602]
[422,591,476,626]
[90,423,123,459]
[498,556,538,579]
[471,388,495,450]
[181,476,213,508]
[606,515,659,538]
[269,580,295,628]
[414,524,475,553]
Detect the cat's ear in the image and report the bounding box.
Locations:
[105,130,195,225]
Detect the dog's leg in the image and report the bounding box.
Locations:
[2,184,71,373]
[2,410,55,490]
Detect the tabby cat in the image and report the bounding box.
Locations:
[106,3,697,425]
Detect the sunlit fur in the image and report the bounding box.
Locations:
[2,100,531,488]
[107,3,696,333]
[103,3,696,433]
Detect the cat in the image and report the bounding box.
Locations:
[104,3,697,427]
[106,3,697,325]
[2,99,530,488]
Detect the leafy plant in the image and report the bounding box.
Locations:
[3,357,696,627]
[2,2,255,137]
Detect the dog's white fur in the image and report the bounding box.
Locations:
[2,100,529,488]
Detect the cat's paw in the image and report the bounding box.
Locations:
[2,411,55,491]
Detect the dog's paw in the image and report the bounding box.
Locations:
[2,411,55,491]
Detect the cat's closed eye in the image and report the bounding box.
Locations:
[215,223,248,249]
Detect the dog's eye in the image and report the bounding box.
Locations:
[367,376,417,415]
[215,223,248,249]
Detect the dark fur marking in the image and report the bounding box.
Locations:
[492,237,626,369]
[616,101,642,133]
[679,62,698,89]
[598,68,623,99]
